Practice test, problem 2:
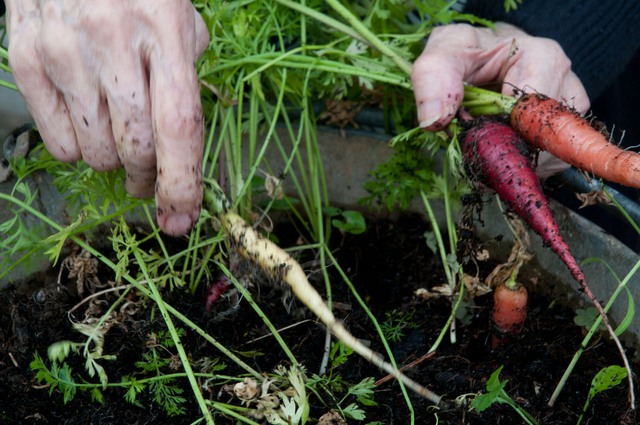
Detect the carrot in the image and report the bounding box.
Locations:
[511,93,640,188]
[462,121,554,247]
[203,185,444,405]
[486,214,532,348]
[491,282,528,348]
[462,120,592,303]
[205,276,230,312]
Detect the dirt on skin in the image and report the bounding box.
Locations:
[0,216,637,424]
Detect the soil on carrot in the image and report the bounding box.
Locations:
[0,215,637,424]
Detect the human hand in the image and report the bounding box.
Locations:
[5,0,210,236]
[411,23,589,131]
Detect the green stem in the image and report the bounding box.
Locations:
[132,248,215,425]
[209,402,262,424]
[273,0,368,45]
[505,268,520,291]
[462,85,516,115]
[420,191,453,287]
[420,190,463,351]
[0,78,17,91]
[46,368,239,390]
[549,257,640,407]
[503,396,539,425]
[323,0,413,75]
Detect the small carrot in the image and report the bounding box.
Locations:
[492,282,528,347]
[487,215,532,348]
[205,276,230,312]
[493,282,528,334]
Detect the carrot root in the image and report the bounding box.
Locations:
[511,93,640,189]
[218,209,444,405]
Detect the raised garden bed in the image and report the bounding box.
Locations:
[1,2,639,423]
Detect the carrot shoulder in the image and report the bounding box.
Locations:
[511,93,640,188]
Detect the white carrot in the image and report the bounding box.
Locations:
[220,211,442,404]
[205,185,442,404]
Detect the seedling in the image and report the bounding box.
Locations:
[574,307,607,333]
[471,366,538,425]
[577,365,627,425]
[380,309,420,343]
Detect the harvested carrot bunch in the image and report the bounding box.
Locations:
[464,87,640,189]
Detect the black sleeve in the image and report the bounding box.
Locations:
[463,1,640,100]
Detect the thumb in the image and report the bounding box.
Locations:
[411,28,470,130]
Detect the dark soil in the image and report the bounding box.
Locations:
[0,215,637,424]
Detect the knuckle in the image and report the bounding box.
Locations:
[8,38,39,77]
[542,38,569,56]
[155,99,203,146]
[431,23,474,40]
[529,38,572,70]
[82,151,121,171]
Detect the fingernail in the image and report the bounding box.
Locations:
[418,100,441,128]
[163,212,194,236]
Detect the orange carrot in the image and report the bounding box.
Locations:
[511,93,640,188]
[492,282,528,347]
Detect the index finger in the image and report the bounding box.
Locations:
[148,6,205,236]
[411,24,515,130]
[412,25,484,130]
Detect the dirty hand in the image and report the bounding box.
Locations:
[412,22,590,129]
[5,0,210,236]
[411,23,589,178]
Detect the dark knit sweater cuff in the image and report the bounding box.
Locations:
[463,1,640,100]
